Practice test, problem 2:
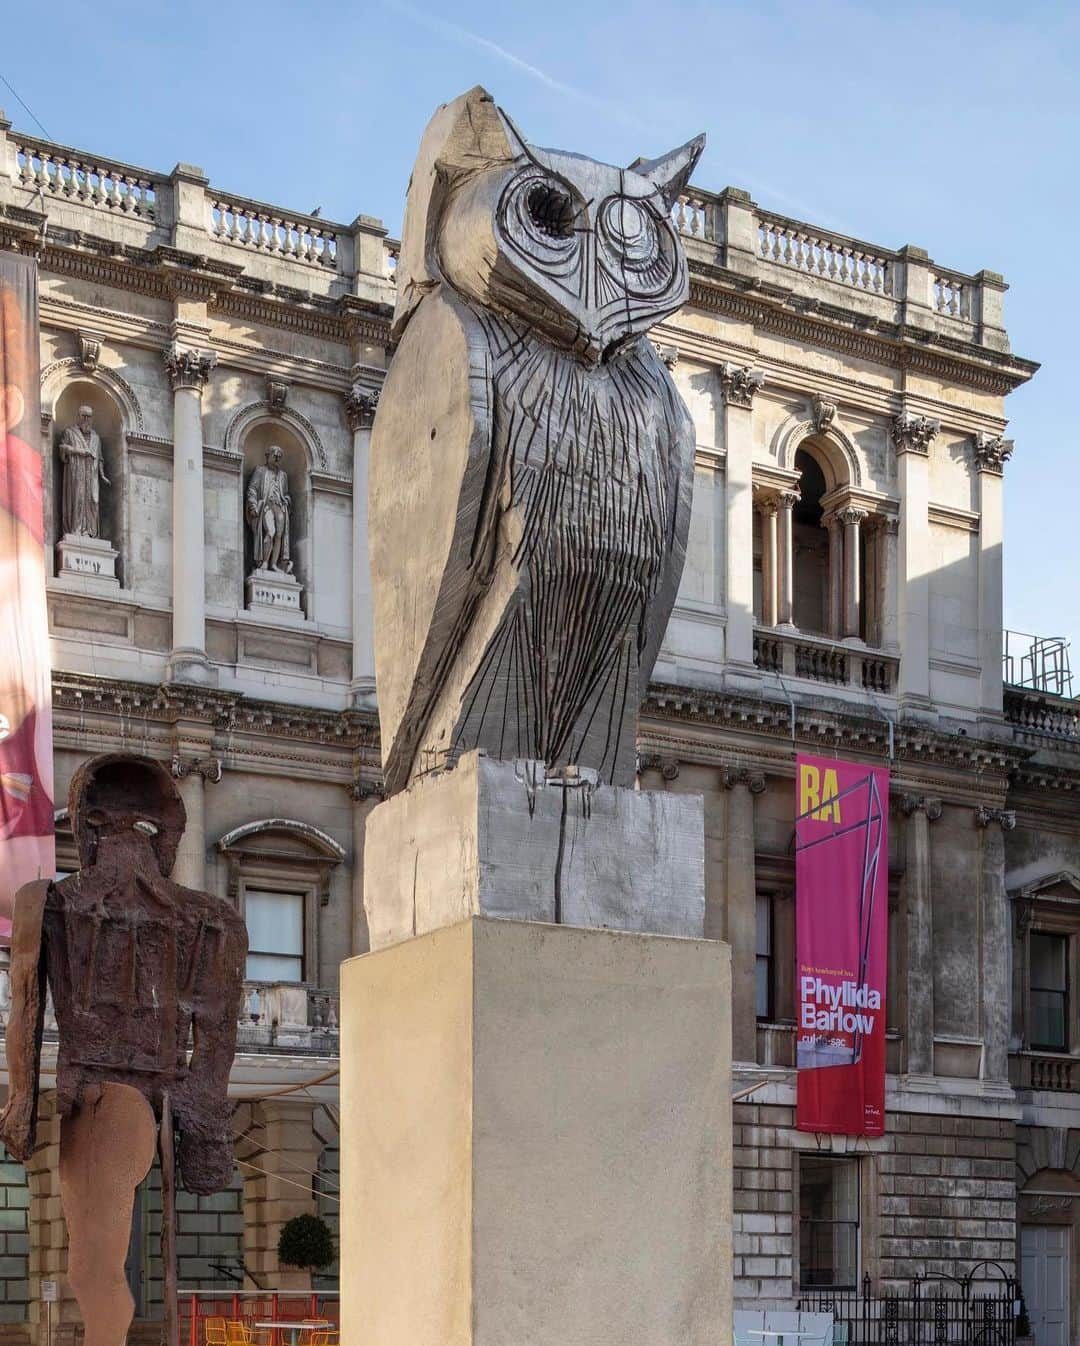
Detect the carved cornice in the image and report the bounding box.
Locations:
[973,431,1014,476]
[891,412,940,457]
[344,384,380,433]
[975,804,1017,831]
[687,267,1039,397]
[719,362,765,409]
[900,794,943,821]
[164,343,217,392]
[722,766,766,793]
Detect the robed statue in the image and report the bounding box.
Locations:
[59,405,109,537]
[246,444,293,573]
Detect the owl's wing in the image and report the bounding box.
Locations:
[368,290,503,794]
[637,344,697,687]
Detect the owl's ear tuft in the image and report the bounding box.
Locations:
[436,86,524,177]
[630,134,706,209]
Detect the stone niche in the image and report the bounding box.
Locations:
[241,422,309,623]
[51,380,124,592]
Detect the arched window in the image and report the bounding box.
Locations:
[793,448,829,635]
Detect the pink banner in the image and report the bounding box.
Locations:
[0,251,54,941]
[795,753,888,1136]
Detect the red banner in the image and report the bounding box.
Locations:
[0,251,53,940]
[795,753,888,1136]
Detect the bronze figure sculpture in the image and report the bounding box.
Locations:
[0,753,247,1346]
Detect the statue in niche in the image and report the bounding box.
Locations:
[246,443,294,574]
[0,753,247,1346]
[59,404,109,537]
[369,86,704,794]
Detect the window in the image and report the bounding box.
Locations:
[756,895,774,1020]
[799,1155,859,1289]
[245,889,305,983]
[1030,932,1069,1051]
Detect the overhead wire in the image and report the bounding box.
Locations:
[0,71,51,139]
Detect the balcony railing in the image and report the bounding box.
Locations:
[1015,1051,1080,1092]
[237,981,340,1053]
[754,627,898,695]
[1004,687,1080,744]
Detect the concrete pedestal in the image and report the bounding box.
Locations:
[363,751,705,951]
[245,567,304,621]
[55,533,119,592]
[341,917,731,1346]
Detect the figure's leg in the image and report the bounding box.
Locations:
[59,1083,157,1346]
[265,509,280,570]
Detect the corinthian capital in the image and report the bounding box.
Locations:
[973,432,1013,476]
[720,362,765,409]
[891,411,939,457]
[345,384,380,433]
[164,343,217,392]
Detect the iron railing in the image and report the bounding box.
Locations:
[797,1270,1017,1345]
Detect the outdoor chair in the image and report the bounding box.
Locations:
[204,1318,228,1346]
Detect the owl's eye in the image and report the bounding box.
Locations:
[598,195,673,292]
[527,184,575,239]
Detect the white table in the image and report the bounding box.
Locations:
[253,1322,328,1346]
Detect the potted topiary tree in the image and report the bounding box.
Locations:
[1015,1287,1034,1345]
[278,1214,336,1279]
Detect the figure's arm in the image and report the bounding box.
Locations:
[0,881,50,1161]
[176,912,247,1194]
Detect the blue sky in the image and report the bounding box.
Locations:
[4,0,1078,682]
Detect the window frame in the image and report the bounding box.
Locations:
[797,1152,862,1292]
[1028,928,1072,1053]
[243,884,308,985]
[755,893,775,1023]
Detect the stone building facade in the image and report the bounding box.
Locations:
[0,112,1077,1343]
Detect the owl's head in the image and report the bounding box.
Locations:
[393,87,704,365]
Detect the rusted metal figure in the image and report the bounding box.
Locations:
[0,753,247,1346]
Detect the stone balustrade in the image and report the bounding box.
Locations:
[1017,1051,1080,1092]
[1004,687,1080,744]
[14,133,157,218]
[672,191,713,240]
[753,626,899,695]
[209,193,339,267]
[756,210,891,294]
[237,981,340,1053]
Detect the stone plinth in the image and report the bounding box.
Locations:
[363,751,704,951]
[341,917,731,1346]
[245,567,304,622]
[55,533,119,592]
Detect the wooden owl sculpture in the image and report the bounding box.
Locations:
[370,86,704,795]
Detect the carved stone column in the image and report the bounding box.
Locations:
[776,488,798,628]
[242,1099,322,1290]
[839,505,867,639]
[723,765,765,1062]
[901,794,941,1077]
[757,492,778,628]
[164,343,217,683]
[975,804,1016,1087]
[720,363,764,669]
[170,749,222,889]
[346,385,380,707]
[825,512,843,638]
[973,433,1012,717]
[892,413,938,703]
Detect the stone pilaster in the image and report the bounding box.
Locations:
[892,412,939,705]
[242,1099,323,1291]
[720,364,764,671]
[879,516,899,650]
[723,765,765,1063]
[900,794,942,1078]
[26,1097,77,1346]
[825,511,843,638]
[164,342,217,684]
[345,384,380,707]
[975,805,1016,1089]
[170,744,221,889]
[973,433,1012,717]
